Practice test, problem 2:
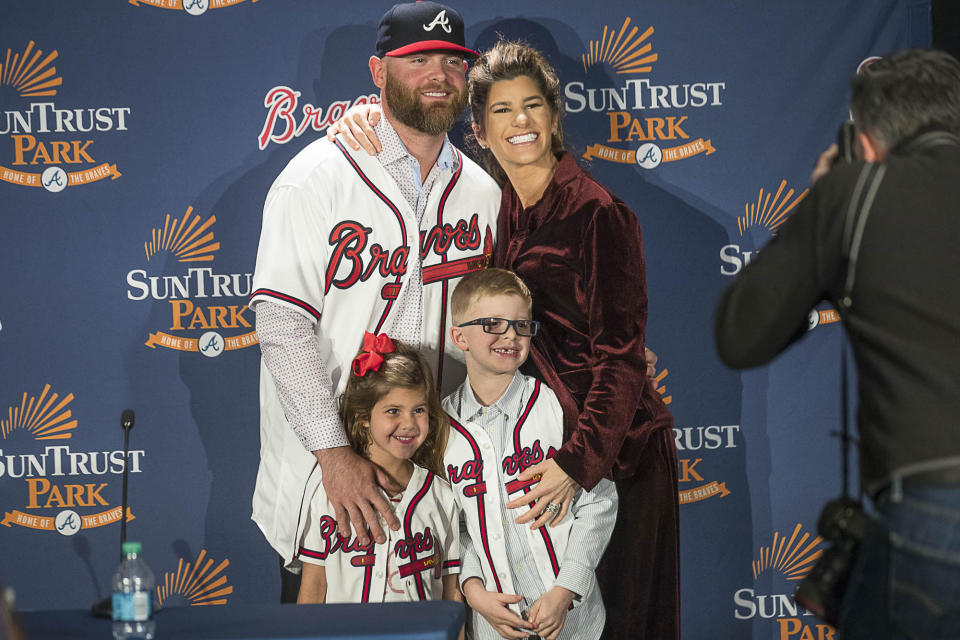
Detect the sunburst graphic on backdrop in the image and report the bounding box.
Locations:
[1,384,77,441]
[144,206,219,263]
[156,550,233,607]
[752,523,823,581]
[582,18,657,75]
[0,41,61,98]
[653,367,672,405]
[738,180,809,236]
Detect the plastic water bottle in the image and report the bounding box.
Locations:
[112,541,155,640]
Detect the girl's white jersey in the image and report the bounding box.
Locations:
[298,464,460,603]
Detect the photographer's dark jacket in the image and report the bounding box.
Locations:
[715,136,960,493]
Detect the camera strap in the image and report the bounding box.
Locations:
[836,162,885,500]
[838,163,885,312]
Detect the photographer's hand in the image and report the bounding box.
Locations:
[811,144,839,184]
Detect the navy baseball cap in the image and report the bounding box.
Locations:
[375,1,478,59]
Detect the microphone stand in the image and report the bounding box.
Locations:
[91,410,135,618]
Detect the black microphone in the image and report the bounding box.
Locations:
[91,409,136,619]
[120,410,134,548]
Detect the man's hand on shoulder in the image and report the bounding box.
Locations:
[314,446,400,545]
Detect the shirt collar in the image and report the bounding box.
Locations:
[376,113,459,172]
[460,371,527,423]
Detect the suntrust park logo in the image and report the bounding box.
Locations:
[734,524,836,640]
[0,41,127,192]
[0,385,141,535]
[128,0,259,16]
[568,18,724,169]
[126,206,258,356]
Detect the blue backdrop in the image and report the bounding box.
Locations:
[0,1,930,638]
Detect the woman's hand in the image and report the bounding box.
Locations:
[325,104,382,155]
[645,346,658,378]
[462,578,534,639]
[505,459,578,529]
[527,587,575,640]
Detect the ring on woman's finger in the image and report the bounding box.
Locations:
[543,501,561,515]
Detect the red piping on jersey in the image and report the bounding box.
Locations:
[403,471,435,600]
[332,138,405,332]
[449,417,503,594]
[511,381,562,577]
[360,563,373,603]
[433,151,461,388]
[250,288,321,321]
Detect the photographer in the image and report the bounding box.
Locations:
[715,49,960,639]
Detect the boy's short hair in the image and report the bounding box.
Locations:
[451,268,533,325]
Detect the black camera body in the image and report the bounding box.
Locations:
[836,120,857,163]
[793,496,870,626]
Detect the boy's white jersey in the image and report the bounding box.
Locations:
[443,375,615,638]
[298,464,460,603]
[249,135,499,565]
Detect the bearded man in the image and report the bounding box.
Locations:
[248,1,500,602]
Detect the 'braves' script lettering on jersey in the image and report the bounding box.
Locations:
[326,220,409,291]
[502,440,558,476]
[420,213,482,259]
[326,215,487,291]
[309,515,376,558]
[447,458,483,484]
[394,527,435,559]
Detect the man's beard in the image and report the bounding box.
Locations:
[384,72,467,136]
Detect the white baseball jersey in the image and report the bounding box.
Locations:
[249,134,499,564]
[443,375,616,638]
[298,464,460,603]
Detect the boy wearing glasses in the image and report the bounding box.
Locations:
[443,268,617,640]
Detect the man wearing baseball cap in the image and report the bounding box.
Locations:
[249,1,499,601]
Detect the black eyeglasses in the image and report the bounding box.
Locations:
[457,317,540,337]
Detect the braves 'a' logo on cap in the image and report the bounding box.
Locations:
[423,10,452,33]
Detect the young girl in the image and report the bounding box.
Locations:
[296,332,461,607]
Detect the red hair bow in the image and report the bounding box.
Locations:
[352,332,396,377]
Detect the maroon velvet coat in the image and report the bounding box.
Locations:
[494,153,674,488]
[494,153,680,640]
